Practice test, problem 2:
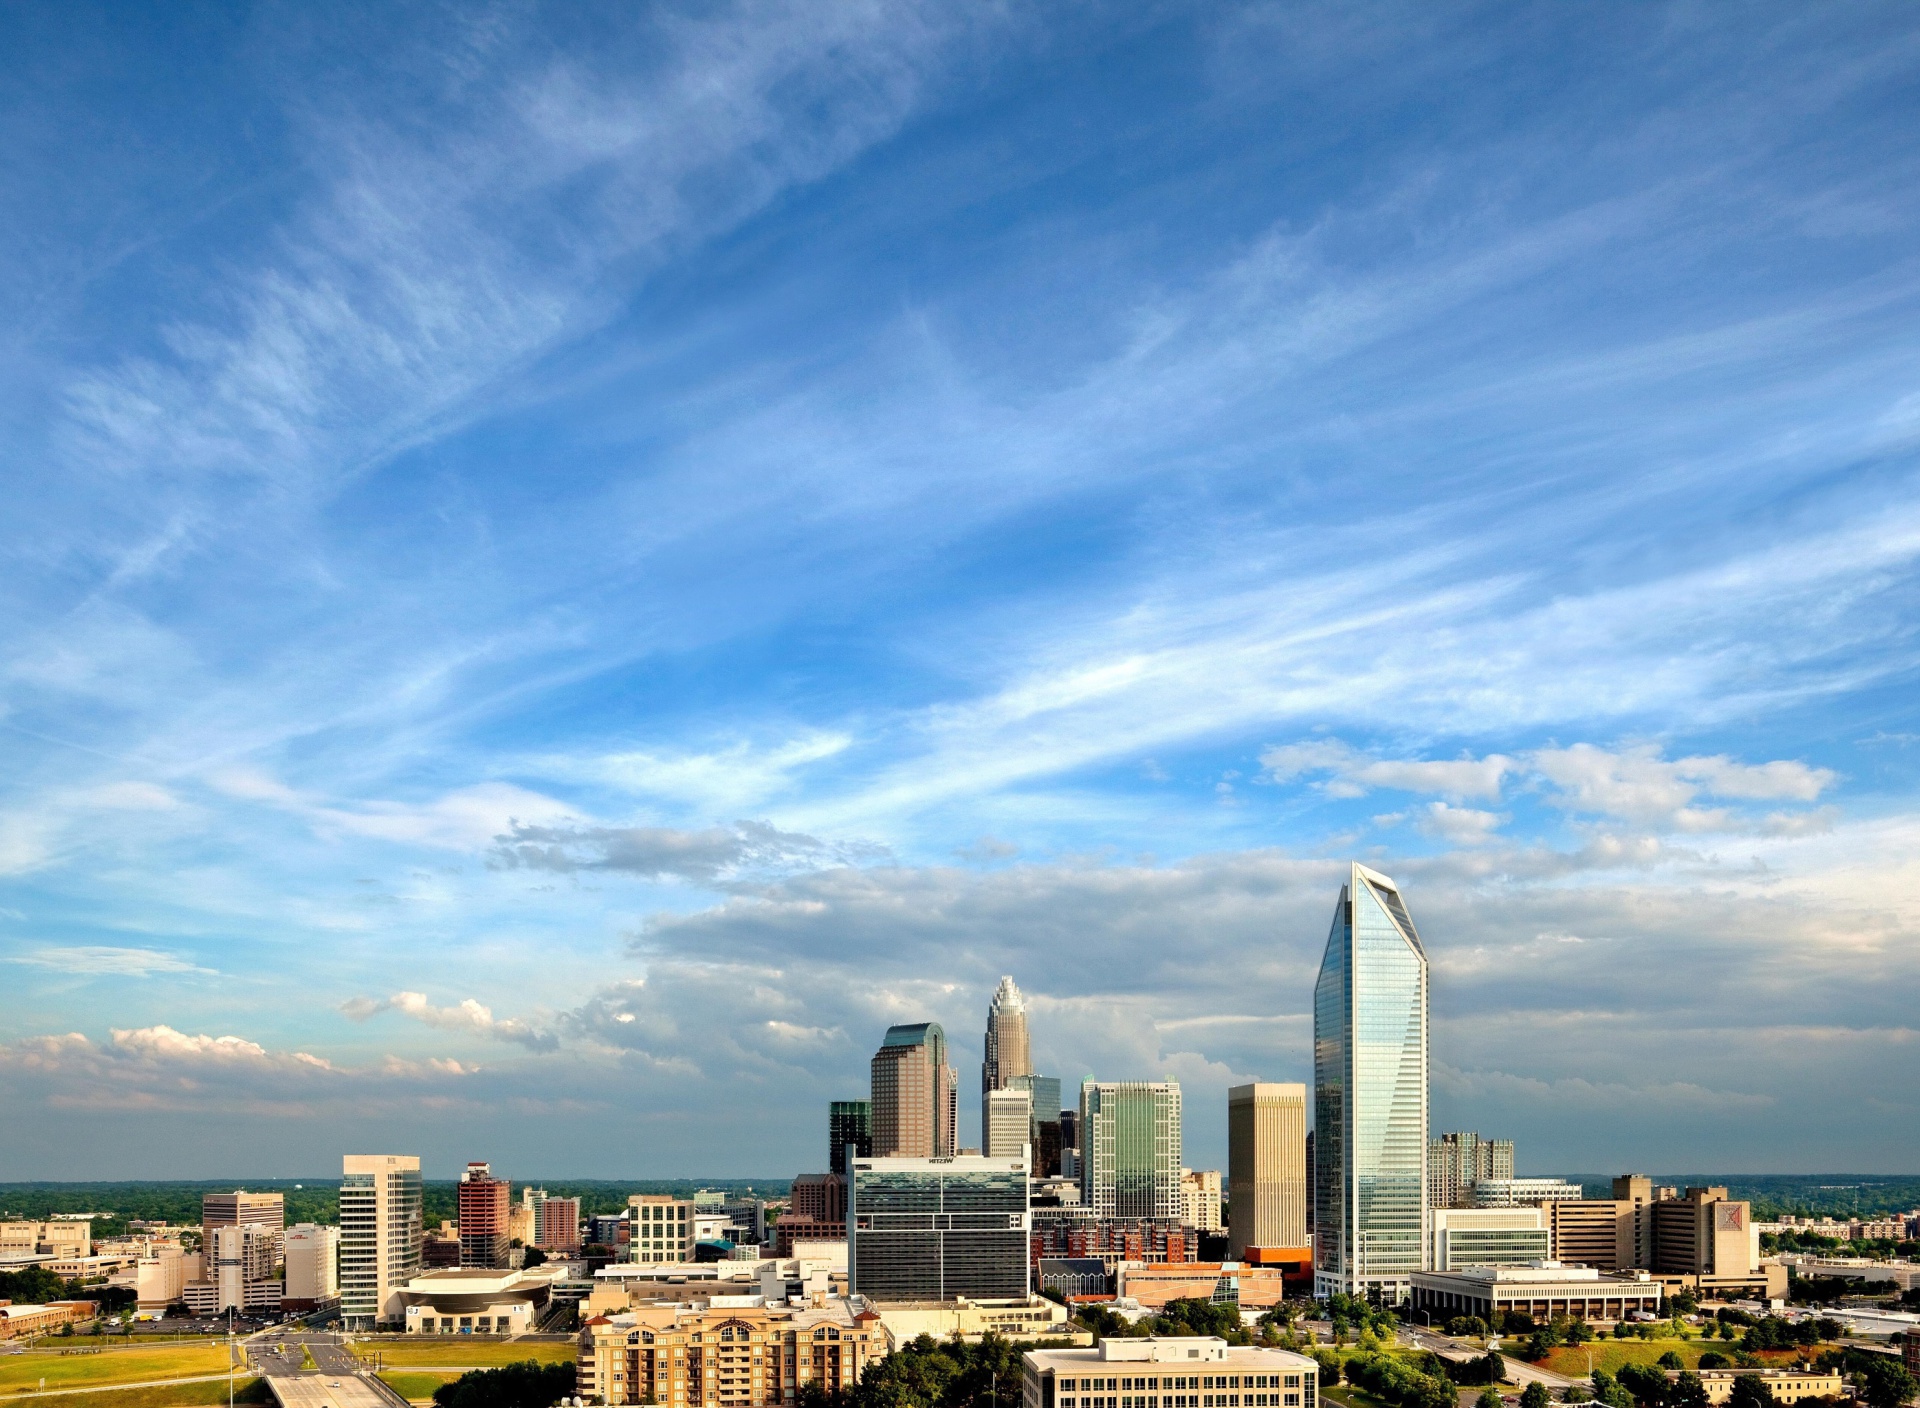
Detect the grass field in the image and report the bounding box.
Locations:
[1535,1341,1807,1378]
[353,1341,574,1369]
[4,1377,271,1408]
[379,1370,462,1403]
[0,1344,237,1394]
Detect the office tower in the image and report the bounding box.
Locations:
[201,1190,285,1233]
[849,1151,1030,1301]
[1429,1132,1517,1208]
[1227,1082,1308,1257]
[282,1224,339,1311]
[339,1154,423,1330]
[1060,1108,1079,1177]
[1012,1075,1064,1177]
[1305,1131,1315,1231]
[1430,1207,1550,1270]
[870,1022,957,1158]
[537,1196,582,1252]
[984,1086,1034,1159]
[198,1223,279,1315]
[629,1196,695,1263]
[1080,1081,1182,1219]
[829,1100,874,1176]
[982,975,1033,1128]
[1313,863,1429,1300]
[1180,1169,1223,1232]
[456,1161,511,1268]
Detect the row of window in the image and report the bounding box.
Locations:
[1063,1394,1301,1408]
[1061,1376,1302,1391]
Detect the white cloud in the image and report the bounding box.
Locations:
[1260,740,1514,800]
[7,946,212,978]
[210,770,577,852]
[342,991,558,1052]
[1417,801,1507,845]
[1530,742,1835,829]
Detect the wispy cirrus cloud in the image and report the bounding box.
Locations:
[6,946,214,978]
[341,991,558,1052]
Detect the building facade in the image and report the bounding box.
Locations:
[1179,1170,1223,1233]
[1013,1075,1066,1177]
[1409,1263,1664,1322]
[1312,864,1429,1301]
[183,1223,281,1315]
[340,1154,424,1330]
[283,1223,339,1310]
[577,1297,887,1408]
[458,1162,512,1269]
[630,1197,696,1264]
[201,1191,285,1239]
[850,1151,1031,1302]
[1022,1337,1319,1408]
[1429,1208,1550,1271]
[829,1101,873,1177]
[1427,1134,1515,1209]
[1470,1178,1583,1207]
[1080,1082,1182,1221]
[539,1197,583,1253]
[983,976,1034,1130]
[1226,1083,1307,1258]
[870,1023,958,1159]
[987,1088,1037,1161]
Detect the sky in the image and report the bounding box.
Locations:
[2,0,1919,1183]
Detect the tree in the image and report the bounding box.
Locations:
[1520,1383,1551,1408]
[1727,1376,1774,1408]
[431,1360,577,1408]
[1669,1374,1708,1408]
[520,1245,547,1269]
[1617,1363,1668,1406]
[1659,1353,1685,1371]
[1313,1353,1342,1387]
[1483,1351,1508,1385]
[1857,1359,1918,1408]
[1477,1388,1505,1408]
[1525,1331,1555,1363]
[1698,1354,1729,1371]
[1565,1321,1595,1346]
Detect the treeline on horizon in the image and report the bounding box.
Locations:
[1560,1176,1920,1219]
[0,1178,794,1234]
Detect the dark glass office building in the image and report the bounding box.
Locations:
[829,1100,873,1176]
[849,1153,1030,1302]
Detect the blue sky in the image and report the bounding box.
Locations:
[3,0,1919,1181]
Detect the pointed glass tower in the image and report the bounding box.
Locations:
[1313,863,1429,1302]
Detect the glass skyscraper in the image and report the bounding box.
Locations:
[1080,1080,1182,1219]
[848,1152,1031,1301]
[1313,863,1428,1301]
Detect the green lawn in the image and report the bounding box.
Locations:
[378,1371,462,1404]
[2,1378,271,1408]
[352,1340,575,1369]
[1535,1340,1808,1379]
[0,1343,236,1393]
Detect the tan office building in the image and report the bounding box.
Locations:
[577,1296,888,1406]
[631,1197,697,1264]
[1226,1083,1306,1259]
[1685,1371,1842,1406]
[987,1087,1036,1161]
[1180,1169,1222,1233]
[1022,1336,1319,1408]
[870,1023,957,1158]
[202,1191,285,1234]
[0,1221,91,1259]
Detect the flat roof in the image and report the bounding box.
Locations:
[1025,1338,1318,1369]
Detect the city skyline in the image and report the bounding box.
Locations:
[3,3,1920,1179]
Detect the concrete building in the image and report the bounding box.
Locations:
[1430,1208,1550,1271]
[283,1223,339,1311]
[340,1153,423,1330]
[1428,1134,1515,1209]
[509,1202,536,1246]
[630,1196,696,1264]
[871,1022,958,1159]
[1410,1262,1663,1322]
[775,1176,847,1254]
[987,1087,1037,1161]
[875,1296,1078,1344]
[539,1196,583,1253]
[201,1191,284,1237]
[850,1151,1030,1302]
[0,1301,97,1339]
[1180,1170,1223,1234]
[1313,864,1429,1301]
[1471,1178,1583,1207]
[0,1221,91,1259]
[1021,1337,1320,1408]
[576,1294,888,1407]
[1118,1261,1290,1312]
[1680,1371,1844,1406]
[1650,1187,1781,1298]
[829,1100,873,1176]
[1029,1212,1193,1267]
[127,1243,197,1311]
[184,1223,281,1316]
[399,1266,553,1334]
[984,976,1034,1133]
[457,1162,512,1269]
[1081,1082,1182,1221]
[1226,1083,1307,1259]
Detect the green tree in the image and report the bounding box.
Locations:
[431,1360,576,1408]
[1565,1321,1594,1346]
[1659,1353,1684,1371]
[1477,1388,1506,1408]
[1726,1377,1773,1408]
[1521,1382,1551,1408]
[1697,1354,1729,1371]
[1856,1358,1918,1408]
[1669,1374,1708,1408]
[1483,1351,1508,1384]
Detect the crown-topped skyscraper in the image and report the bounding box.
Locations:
[981,975,1032,1130]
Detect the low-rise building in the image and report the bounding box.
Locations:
[871,1296,1079,1344]
[1677,1370,1843,1406]
[1471,1179,1584,1207]
[1431,1207,1550,1271]
[577,1295,888,1406]
[1022,1336,1318,1408]
[0,1221,91,1260]
[1410,1262,1664,1322]
[1116,1262,1288,1312]
[0,1301,97,1339]
[1038,1259,1111,1299]
[399,1267,555,1334]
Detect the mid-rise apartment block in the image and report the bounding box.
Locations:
[1227,1083,1307,1258]
[1080,1081,1182,1220]
[538,1196,583,1253]
[1428,1133,1515,1209]
[457,1161,511,1268]
[629,1196,695,1263]
[850,1151,1030,1302]
[1180,1170,1223,1233]
[871,1023,957,1158]
[340,1154,423,1330]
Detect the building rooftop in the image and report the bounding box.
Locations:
[1416,1261,1656,1285]
[1024,1337,1318,1367]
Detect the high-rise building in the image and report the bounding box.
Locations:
[537,1196,582,1252]
[1430,1207,1549,1270]
[1060,1108,1080,1179]
[1080,1081,1182,1220]
[282,1223,339,1311]
[457,1161,511,1268]
[870,1022,957,1158]
[982,976,1033,1130]
[1428,1133,1516,1208]
[201,1191,285,1233]
[1313,863,1429,1300]
[1227,1082,1308,1258]
[849,1151,1030,1301]
[1180,1169,1223,1232]
[628,1195,694,1263]
[829,1100,873,1176]
[1011,1075,1064,1176]
[186,1222,281,1316]
[339,1154,423,1330]
[984,1086,1034,1160]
